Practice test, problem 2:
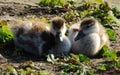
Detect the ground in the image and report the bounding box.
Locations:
[0,0,120,75]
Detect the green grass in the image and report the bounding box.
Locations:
[98,45,120,71]
[39,0,66,7]
[60,54,94,75]
[106,29,116,41]
[1,61,51,75]
[0,21,13,46]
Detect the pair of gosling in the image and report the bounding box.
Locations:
[9,17,109,57]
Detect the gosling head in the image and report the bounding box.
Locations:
[75,18,100,41]
[51,17,67,42]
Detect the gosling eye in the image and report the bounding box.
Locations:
[86,25,91,28]
[86,23,93,28]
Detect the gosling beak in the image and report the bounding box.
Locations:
[74,30,85,41]
[55,31,63,42]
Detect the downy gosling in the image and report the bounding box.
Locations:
[49,17,71,55]
[68,18,110,57]
[9,20,55,57]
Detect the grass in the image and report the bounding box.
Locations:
[46,53,94,75]
[0,20,13,46]
[60,54,93,75]
[97,45,120,72]
[39,0,66,7]
[1,61,51,75]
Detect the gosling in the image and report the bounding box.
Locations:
[49,17,71,55]
[69,18,109,57]
[8,20,55,57]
